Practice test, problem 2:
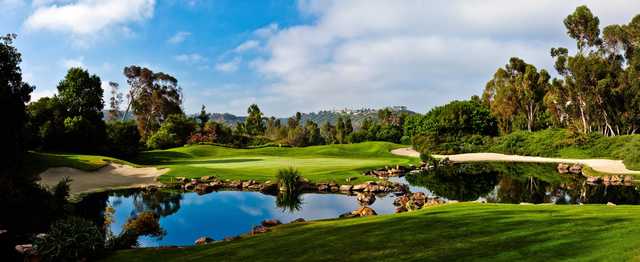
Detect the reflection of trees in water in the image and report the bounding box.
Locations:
[496,176,550,204]
[405,163,498,201]
[581,184,640,204]
[111,189,183,217]
[404,162,640,204]
[276,190,303,213]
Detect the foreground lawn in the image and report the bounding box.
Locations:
[135,142,416,183]
[105,203,640,261]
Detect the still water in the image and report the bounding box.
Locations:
[77,162,640,247]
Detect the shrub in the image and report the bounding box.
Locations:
[34,217,104,262]
[276,168,301,192]
[146,129,177,149]
[106,120,140,158]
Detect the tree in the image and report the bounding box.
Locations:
[146,114,196,149]
[564,5,601,52]
[344,117,354,135]
[245,104,265,135]
[123,66,183,139]
[320,121,336,144]
[108,82,123,121]
[197,105,209,130]
[335,116,345,144]
[0,33,34,177]
[483,57,549,133]
[56,67,106,151]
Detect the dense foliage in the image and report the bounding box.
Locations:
[34,216,104,262]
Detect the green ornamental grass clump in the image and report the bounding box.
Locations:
[276,167,301,192]
[35,216,104,262]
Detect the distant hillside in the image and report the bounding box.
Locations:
[209,106,416,127]
[105,106,417,128]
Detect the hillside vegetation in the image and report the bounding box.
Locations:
[105,203,640,262]
[488,129,640,170]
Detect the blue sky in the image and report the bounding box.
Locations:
[2,0,640,116]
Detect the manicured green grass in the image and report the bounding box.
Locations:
[104,203,640,261]
[26,151,138,175]
[134,142,416,183]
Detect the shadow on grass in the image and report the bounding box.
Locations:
[134,151,193,164]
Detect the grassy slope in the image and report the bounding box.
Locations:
[488,129,640,171]
[105,203,640,262]
[134,142,416,184]
[26,151,138,175]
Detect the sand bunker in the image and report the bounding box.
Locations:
[39,163,169,194]
[391,148,640,175]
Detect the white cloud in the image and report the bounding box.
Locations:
[60,56,85,68]
[24,0,155,36]
[215,57,241,73]
[175,53,206,64]
[234,40,260,52]
[240,0,640,115]
[167,31,191,44]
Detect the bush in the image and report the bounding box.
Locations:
[146,129,177,149]
[106,120,140,158]
[276,168,301,192]
[34,217,104,262]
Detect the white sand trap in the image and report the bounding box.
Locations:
[39,163,169,194]
[391,148,640,175]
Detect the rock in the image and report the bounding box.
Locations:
[194,183,214,194]
[145,185,158,192]
[251,225,269,235]
[351,206,377,217]
[195,236,214,245]
[328,182,338,187]
[242,180,256,188]
[393,195,410,207]
[330,186,339,192]
[228,180,242,188]
[339,185,353,192]
[607,202,616,206]
[586,176,600,184]
[183,183,195,191]
[569,164,582,174]
[200,176,212,181]
[261,219,282,227]
[610,175,622,183]
[15,244,35,255]
[223,236,241,241]
[557,163,570,174]
[291,218,306,223]
[356,193,376,206]
[602,176,611,182]
[317,184,329,191]
[412,192,427,207]
[395,206,408,213]
[624,175,634,184]
[352,184,367,191]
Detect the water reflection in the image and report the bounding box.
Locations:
[403,162,640,204]
[76,162,640,247]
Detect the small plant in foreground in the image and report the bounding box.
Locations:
[34,216,104,262]
[276,167,301,192]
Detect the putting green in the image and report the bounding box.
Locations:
[135,142,417,183]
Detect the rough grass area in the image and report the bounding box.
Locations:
[27,151,138,175]
[104,203,640,262]
[488,129,640,171]
[134,142,416,184]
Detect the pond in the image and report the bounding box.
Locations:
[76,162,640,247]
